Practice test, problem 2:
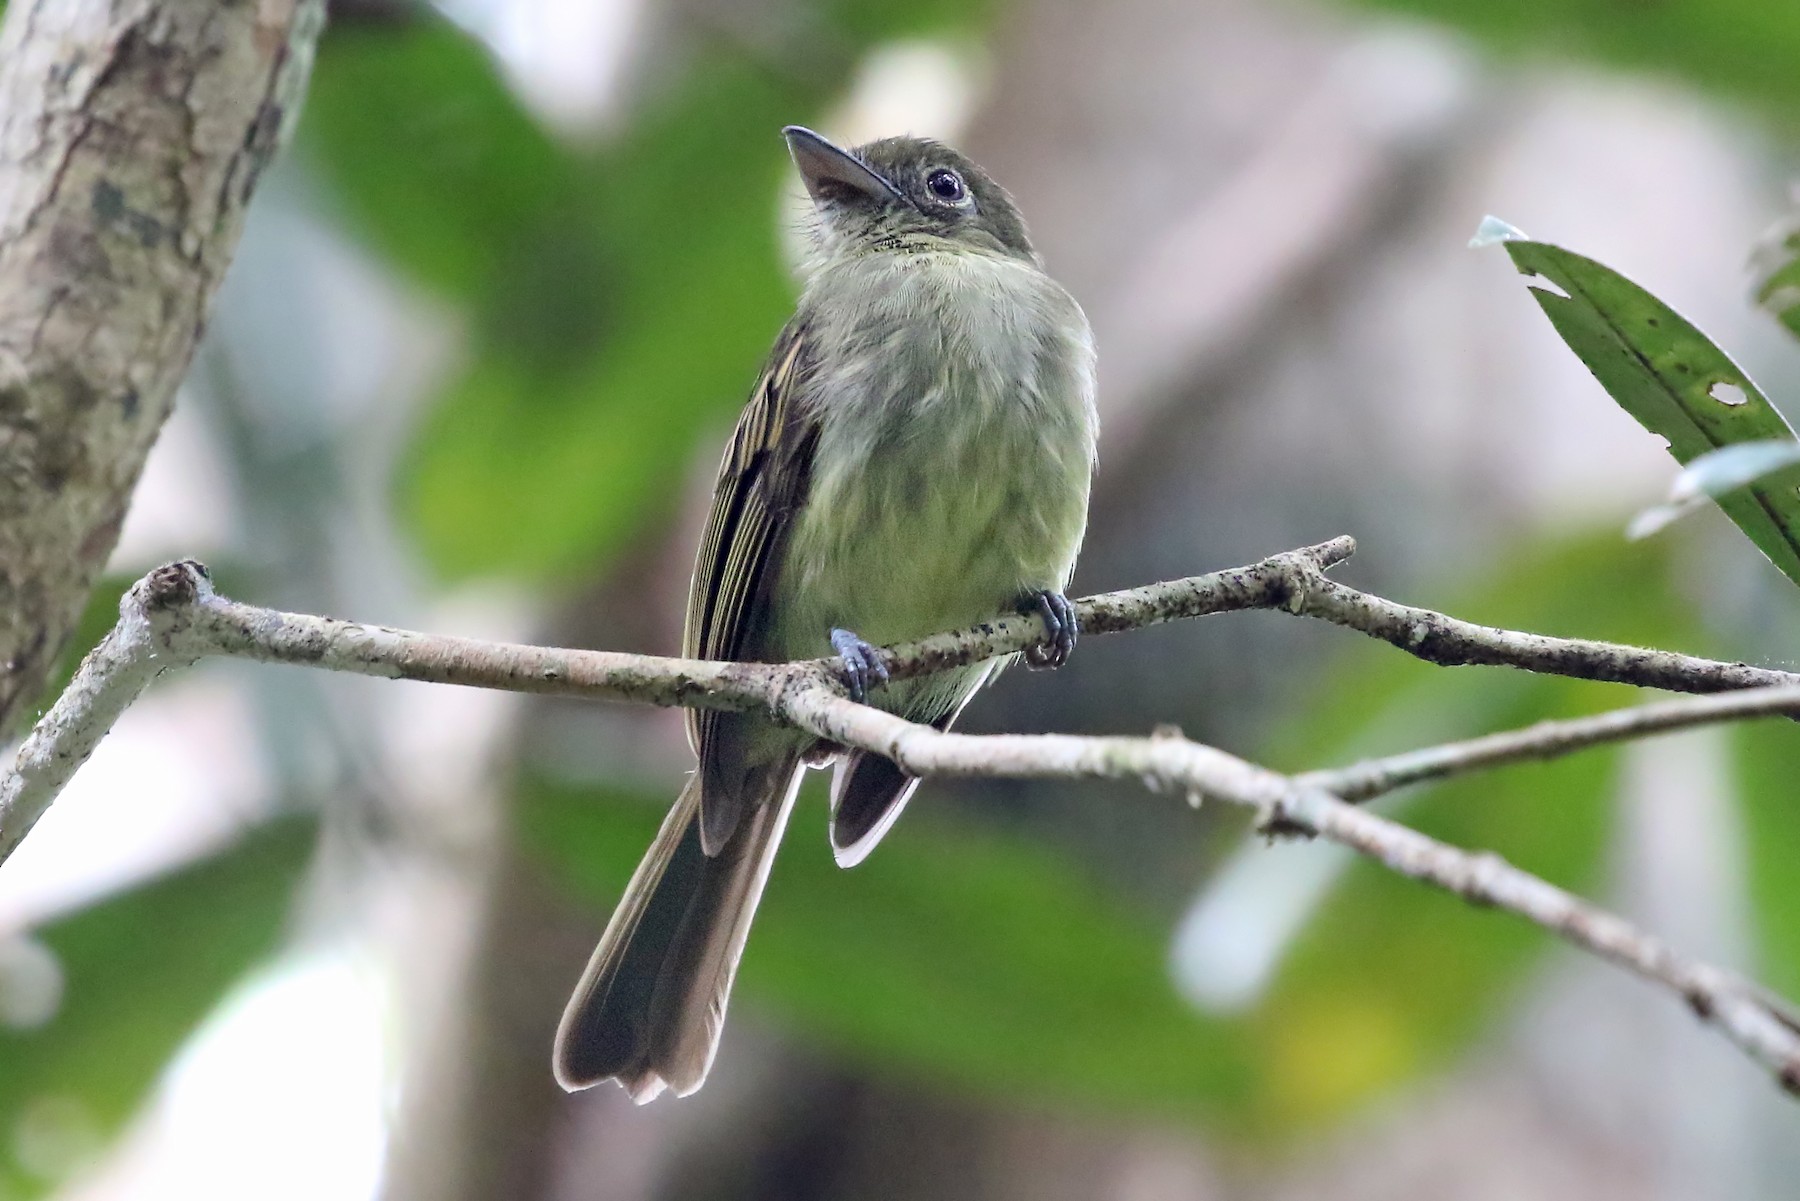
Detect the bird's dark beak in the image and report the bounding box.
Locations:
[783,126,907,208]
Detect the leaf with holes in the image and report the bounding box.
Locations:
[1483,222,1800,589]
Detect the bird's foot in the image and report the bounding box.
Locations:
[1019,590,1078,670]
[830,627,889,703]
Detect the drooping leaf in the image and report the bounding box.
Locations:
[0,820,314,1197]
[1487,227,1800,589]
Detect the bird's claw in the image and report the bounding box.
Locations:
[830,627,889,703]
[1021,590,1078,670]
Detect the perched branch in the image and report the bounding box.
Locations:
[5,537,1800,1097]
[0,0,326,735]
[0,541,1351,857]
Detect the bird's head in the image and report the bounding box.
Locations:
[784,126,1037,264]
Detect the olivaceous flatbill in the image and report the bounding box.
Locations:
[553,126,1098,1101]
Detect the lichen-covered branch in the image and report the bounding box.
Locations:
[5,537,1800,1097]
[0,0,326,736]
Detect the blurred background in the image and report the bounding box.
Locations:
[3,0,1800,1196]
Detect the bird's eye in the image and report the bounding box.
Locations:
[926,168,966,203]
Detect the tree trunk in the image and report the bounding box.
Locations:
[0,0,325,733]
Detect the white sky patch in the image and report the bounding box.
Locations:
[61,945,391,1201]
[829,39,989,148]
[436,0,643,135]
[110,400,234,568]
[1171,836,1356,1013]
[0,675,270,930]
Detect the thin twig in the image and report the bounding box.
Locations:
[1295,573,1800,694]
[1303,682,1800,802]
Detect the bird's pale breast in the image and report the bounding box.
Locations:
[774,246,1097,718]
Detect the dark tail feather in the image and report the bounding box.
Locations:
[829,752,921,868]
[553,764,801,1101]
[829,703,969,867]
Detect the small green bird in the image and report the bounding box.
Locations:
[553,127,1098,1100]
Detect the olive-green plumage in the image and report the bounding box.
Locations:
[553,127,1098,1101]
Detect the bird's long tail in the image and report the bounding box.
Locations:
[552,763,801,1101]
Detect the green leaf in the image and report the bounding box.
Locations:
[300,19,587,301]
[0,820,314,1196]
[1492,230,1800,589]
[1731,721,1800,999]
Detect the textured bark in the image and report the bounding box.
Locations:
[0,0,325,733]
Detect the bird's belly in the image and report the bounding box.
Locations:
[766,247,1096,716]
[773,416,1088,717]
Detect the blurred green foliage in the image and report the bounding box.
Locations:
[1243,532,1709,1131]
[524,776,1258,1115]
[0,821,314,1198]
[524,533,1724,1134]
[1732,721,1800,998]
[1753,216,1800,342]
[1351,0,1800,128]
[301,5,989,583]
[1496,232,1800,588]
